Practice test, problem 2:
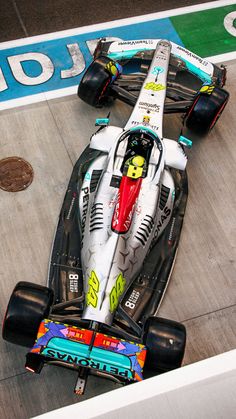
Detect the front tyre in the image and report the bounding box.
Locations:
[143,316,186,373]
[78,56,121,107]
[185,87,229,136]
[2,282,54,347]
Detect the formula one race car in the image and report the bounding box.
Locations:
[2,39,229,395]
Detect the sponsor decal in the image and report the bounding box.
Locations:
[140,114,161,131]
[176,45,209,66]
[131,120,159,131]
[43,348,130,377]
[66,192,76,220]
[124,289,140,310]
[150,124,159,131]
[155,53,167,61]
[141,115,159,131]
[144,82,165,91]
[138,101,160,114]
[110,273,126,312]
[112,190,120,226]
[80,186,89,244]
[168,216,176,245]
[69,273,79,293]
[118,40,154,46]
[131,120,139,126]
[152,66,164,76]
[123,208,133,228]
[85,172,91,180]
[86,270,100,308]
[153,206,171,239]
[108,197,116,208]
[65,327,92,343]
[135,205,142,215]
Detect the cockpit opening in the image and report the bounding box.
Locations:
[120,130,154,179]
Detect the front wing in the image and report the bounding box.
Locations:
[99,38,225,87]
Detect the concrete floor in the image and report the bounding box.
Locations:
[0,60,236,418]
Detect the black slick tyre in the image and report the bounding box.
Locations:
[185,87,229,136]
[2,281,54,347]
[78,56,119,107]
[143,316,186,372]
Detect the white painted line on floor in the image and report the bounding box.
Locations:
[0,0,235,50]
[206,50,236,63]
[0,92,47,111]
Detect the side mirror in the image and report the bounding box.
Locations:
[178,135,192,148]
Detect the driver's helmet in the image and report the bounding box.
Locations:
[126,155,145,179]
[121,129,154,179]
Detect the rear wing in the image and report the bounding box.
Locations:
[27,319,146,384]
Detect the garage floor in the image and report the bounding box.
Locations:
[0,58,236,417]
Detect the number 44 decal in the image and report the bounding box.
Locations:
[86,271,126,312]
[86,271,100,308]
[110,274,126,313]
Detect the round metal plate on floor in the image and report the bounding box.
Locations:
[0,157,34,192]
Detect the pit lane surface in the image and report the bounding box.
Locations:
[0,3,236,419]
[0,0,212,42]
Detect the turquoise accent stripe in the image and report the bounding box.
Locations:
[130,125,159,137]
[109,49,150,60]
[175,56,212,83]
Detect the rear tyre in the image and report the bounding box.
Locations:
[185,87,229,136]
[78,56,120,107]
[2,281,54,347]
[143,316,186,373]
